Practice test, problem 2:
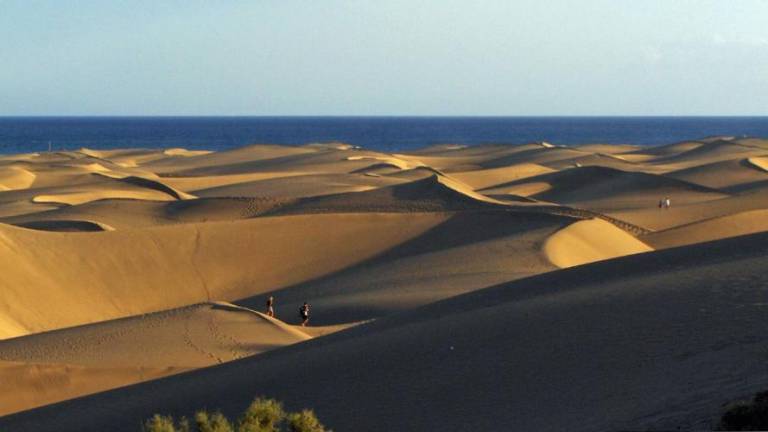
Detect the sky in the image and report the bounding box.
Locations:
[0,0,767,116]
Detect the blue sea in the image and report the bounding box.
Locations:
[0,116,766,154]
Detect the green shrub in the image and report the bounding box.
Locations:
[178,417,191,432]
[143,397,329,432]
[237,397,285,432]
[285,409,327,432]
[144,414,177,432]
[195,410,234,432]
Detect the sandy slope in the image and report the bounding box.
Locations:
[0,361,185,417]
[0,166,36,190]
[667,158,768,192]
[0,303,310,368]
[5,231,768,431]
[642,209,768,249]
[0,213,450,339]
[482,165,728,215]
[610,186,768,231]
[0,302,353,417]
[543,218,653,267]
[447,163,555,190]
[747,156,768,172]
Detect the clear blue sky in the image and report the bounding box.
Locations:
[1,0,767,115]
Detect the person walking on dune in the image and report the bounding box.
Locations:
[299,302,310,326]
[664,197,671,209]
[266,296,275,317]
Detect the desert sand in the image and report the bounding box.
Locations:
[0,136,767,430]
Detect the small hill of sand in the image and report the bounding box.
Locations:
[0,166,36,190]
[447,163,555,190]
[0,302,351,417]
[94,173,197,200]
[747,156,768,172]
[492,165,728,211]
[543,218,653,268]
[609,186,768,231]
[0,303,311,369]
[649,139,764,168]
[9,231,768,432]
[238,211,574,325]
[269,175,504,215]
[12,219,115,232]
[193,173,405,200]
[667,158,768,191]
[627,140,705,158]
[32,189,178,206]
[0,361,185,417]
[0,213,450,339]
[163,148,212,157]
[642,209,768,249]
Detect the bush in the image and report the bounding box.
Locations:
[143,398,330,432]
[238,397,285,432]
[285,410,327,432]
[718,391,768,430]
[195,411,234,432]
[144,414,176,432]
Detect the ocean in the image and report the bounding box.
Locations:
[0,116,766,154]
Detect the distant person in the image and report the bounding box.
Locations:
[266,296,275,317]
[658,199,664,209]
[664,197,671,209]
[299,302,310,326]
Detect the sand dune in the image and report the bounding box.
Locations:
[345,155,424,170]
[610,186,768,231]
[648,139,764,168]
[193,173,405,200]
[0,303,311,369]
[2,139,768,428]
[32,188,179,206]
[95,174,196,200]
[667,158,768,191]
[0,166,36,190]
[0,213,449,339]
[0,302,351,417]
[543,218,653,267]
[642,209,768,249]
[163,148,212,157]
[11,219,115,232]
[747,156,768,172]
[144,144,318,175]
[626,139,705,157]
[447,163,555,190]
[0,360,185,417]
[267,175,505,215]
[5,191,466,230]
[238,211,572,324]
[6,231,768,431]
[488,165,728,212]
